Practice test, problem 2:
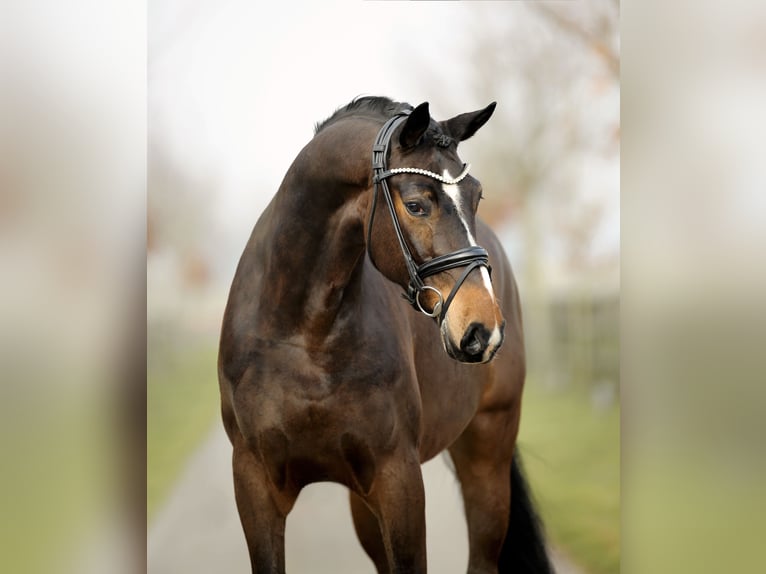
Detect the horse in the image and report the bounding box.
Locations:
[218,96,552,573]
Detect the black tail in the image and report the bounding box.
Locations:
[498,451,555,573]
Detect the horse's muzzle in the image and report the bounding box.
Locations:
[444,320,505,364]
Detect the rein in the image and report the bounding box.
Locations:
[367,112,491,323]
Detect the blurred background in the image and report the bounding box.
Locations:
[147,1,619,573]
[4,0,766,573]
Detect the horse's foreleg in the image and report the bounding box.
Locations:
[232,442,296,574]
[449,410,518,574]
[363,451,427,574]
[349,490,389,573]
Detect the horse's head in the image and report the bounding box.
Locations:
[366,102,505,364]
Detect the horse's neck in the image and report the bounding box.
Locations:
[252,121,376,341]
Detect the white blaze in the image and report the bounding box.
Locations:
[440,169,495,300]
[439,168,503,363]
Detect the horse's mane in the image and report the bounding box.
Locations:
[314,96,413,135]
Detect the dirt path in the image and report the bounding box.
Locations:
[148,424,584,573]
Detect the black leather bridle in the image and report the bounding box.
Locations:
[367,111,492,323]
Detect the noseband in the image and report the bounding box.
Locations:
[367,112,492,323]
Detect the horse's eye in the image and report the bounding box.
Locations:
[405,201,427,216]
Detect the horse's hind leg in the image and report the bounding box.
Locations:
[449,410,518,574]
[349,491,388,573]
[232,440,297,574]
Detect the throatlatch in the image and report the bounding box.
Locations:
[367,112,492,324]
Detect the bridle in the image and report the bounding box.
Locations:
[367,111,492,324]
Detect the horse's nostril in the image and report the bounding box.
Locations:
[460,323,490,357]
[465,338,482,356]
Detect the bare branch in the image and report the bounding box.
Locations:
[532,3,620,78]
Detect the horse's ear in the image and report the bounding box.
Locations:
[442,102,497,142]
[399,102,430,148]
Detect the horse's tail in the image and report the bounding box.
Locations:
[498,450,555,573]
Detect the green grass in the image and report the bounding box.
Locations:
[626,453,766,574]
[147,340,220,520]
[1,392,109,572]
[518,382,620,574]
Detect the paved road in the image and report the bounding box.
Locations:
[148,424,583,573]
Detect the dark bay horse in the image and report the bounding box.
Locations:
[218,96,552,573]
